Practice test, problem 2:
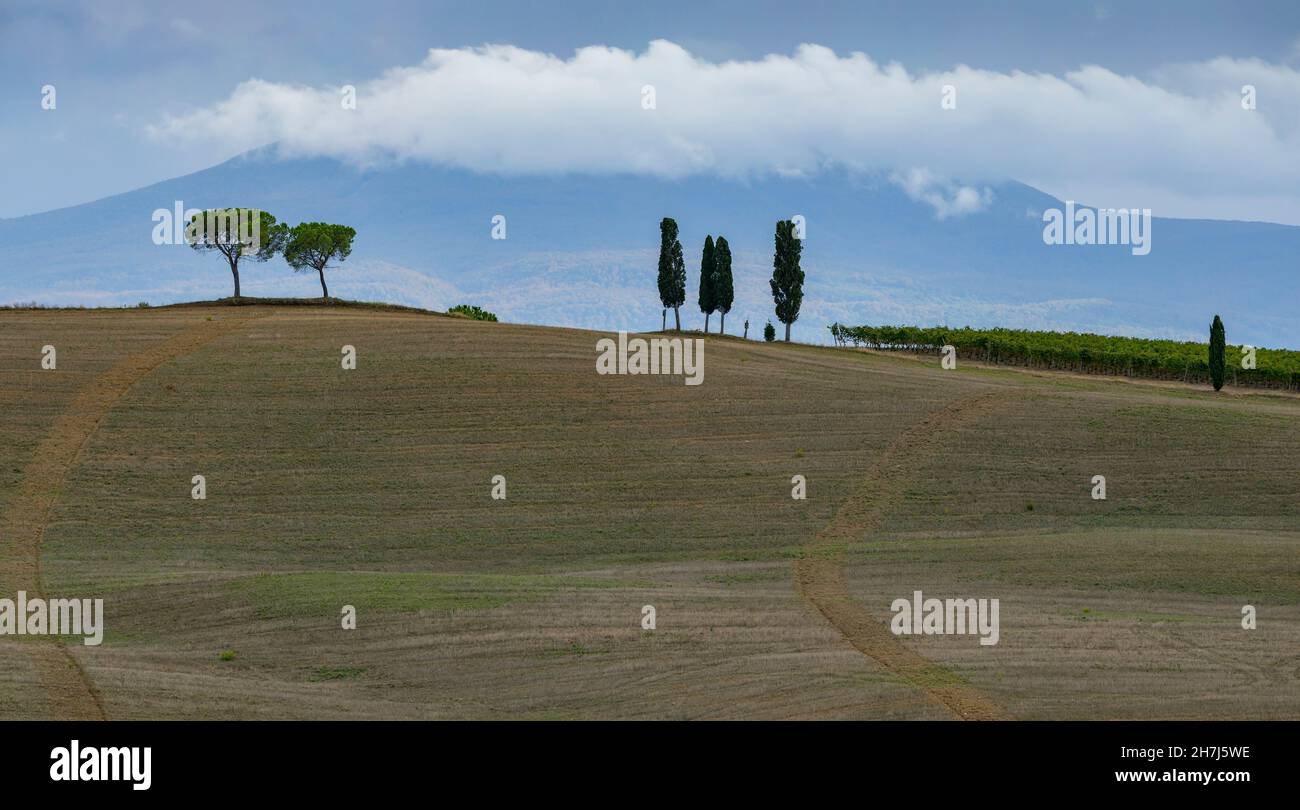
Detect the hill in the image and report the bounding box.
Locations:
[4,151,1300,347]
[1,305,1298,719]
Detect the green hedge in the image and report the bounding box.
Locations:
[828,323,1300,390]
[448,304,498,322]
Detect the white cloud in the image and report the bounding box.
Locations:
[889,168,993,219]
[148,41,1300,223]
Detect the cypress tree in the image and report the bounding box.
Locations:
[698,235,717,333]
[1209,314,1226,391]
[769,220,804,342]
[657,218,686,330]
[714,236,734,334]
[670,240,686,330]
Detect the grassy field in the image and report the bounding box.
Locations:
[1,304,1297,719]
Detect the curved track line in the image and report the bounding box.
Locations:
[795,387,1019,720]
[0,312,265,720]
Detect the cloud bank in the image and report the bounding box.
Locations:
[149,41,1300,223]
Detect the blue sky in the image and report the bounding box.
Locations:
[4,0,1300,220]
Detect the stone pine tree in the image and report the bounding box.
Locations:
[769,220,804,342]
[186,208,288,299]
[713,236,734,334]
[1209,314,1226,391]
[657,217,686,330]
[283,222,356,300]
[698,235,717,333]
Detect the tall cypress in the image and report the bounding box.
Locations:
[1209,314,1226,391]
[714,236,734,334]
[769,220,804,342]
[698,235,716,333]
[670,239,686,330]
[657,218,686,330]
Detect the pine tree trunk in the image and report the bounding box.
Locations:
[318,267,330,299]
[784,322,791,342]
[719,312,725,334]
[704,313,710,333]
[673,306,681,331]
[229,257,241,299]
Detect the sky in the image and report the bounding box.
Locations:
[4,0,1300,222]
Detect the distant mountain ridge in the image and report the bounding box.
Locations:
[3,150,1298,347]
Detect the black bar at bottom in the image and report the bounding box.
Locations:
[9,720,1287,797]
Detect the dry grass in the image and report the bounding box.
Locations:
[1,304,1297,718]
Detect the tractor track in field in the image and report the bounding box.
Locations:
[795,386,1020,720]
[0,311,266,720]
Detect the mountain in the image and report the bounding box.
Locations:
[3,150,1298,347]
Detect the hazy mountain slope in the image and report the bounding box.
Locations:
[3,150,1297,346]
